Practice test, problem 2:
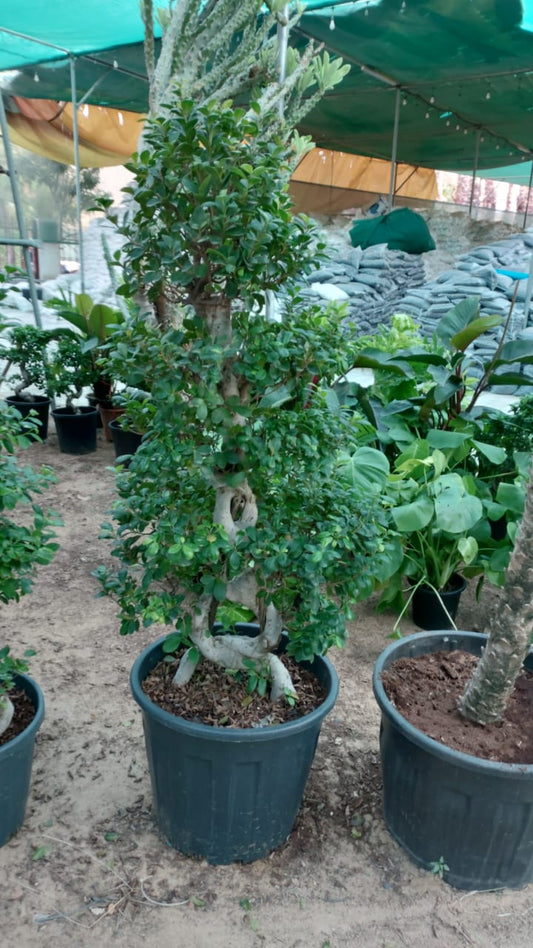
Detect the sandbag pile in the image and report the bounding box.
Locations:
[300,241,426,333]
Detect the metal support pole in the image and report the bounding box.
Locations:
[388,88,401,209]
[469,130,481,218]
[0,93,43,327]
[69,56,85,293]
[523,161,533,231]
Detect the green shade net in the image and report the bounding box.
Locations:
[0,0,532,173]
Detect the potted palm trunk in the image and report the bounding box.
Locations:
[0,405,59,845]
[373,462,533,889]
[95,0,395,864]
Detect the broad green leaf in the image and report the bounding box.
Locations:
[450,315,502,351]
[259,385,293,409]
[496,482,525,514]
[392,495,434,532]
[336,447,389,491]
[434,490,483,533]
[497,337,533,364]
[426,430,470,449]
[436,297,481,346]
[472,440,507,465]
[457,536,478,565]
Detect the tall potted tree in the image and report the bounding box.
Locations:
[96,0,396,863]
[373,463,533,889]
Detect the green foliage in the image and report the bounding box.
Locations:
[46,291,126,402]
[479,394,533,472]
[362,430,525,616]
[46,333,97,408]
[0,646,35,701]
[339,297,533,458]
[118,99,322,308]
[0,404,60,607]
[332,301,532,614]
[0,324,55,397]
[96,298,395,663]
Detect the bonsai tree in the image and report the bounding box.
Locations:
[0,324,55,400]
[0,405,60,735]
[96,0,396,701]
[47,333,97,411]
[45,291,126,403]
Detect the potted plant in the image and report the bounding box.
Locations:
[95,1,394,864]
[48,334,99,454]
[333,299,533,628]
[373,450,533,890]
[0,404,60,845]
[45,290,126,439]
[375,431,525,630]
[0,324,55,441]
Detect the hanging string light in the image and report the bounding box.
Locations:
[329,7,335,30]
[33,72,39,82]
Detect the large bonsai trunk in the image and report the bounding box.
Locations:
[459,465,533,724]
[172,296,294,702]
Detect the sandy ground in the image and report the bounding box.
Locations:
[2,429,533,948]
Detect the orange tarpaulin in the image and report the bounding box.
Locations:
[5,98,438,207]
[291,149,437,213]
[6,97,144,167]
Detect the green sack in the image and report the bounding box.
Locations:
[349,207,436,255]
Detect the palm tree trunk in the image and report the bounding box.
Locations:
[459,464,533,724]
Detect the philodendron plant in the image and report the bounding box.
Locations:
[0,405,60,736]
[337,296,533,459]
[96,0,398,703]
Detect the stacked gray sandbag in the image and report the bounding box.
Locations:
[299,241,426,333]
[395,230,533,391]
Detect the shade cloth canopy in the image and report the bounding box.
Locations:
[0,0,532,173]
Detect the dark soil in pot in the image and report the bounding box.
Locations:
[143,650,326,728]
[381,648,533,764]
[0,687,36,746]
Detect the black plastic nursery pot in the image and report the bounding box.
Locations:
[411,574,466,630]
[373,631,533,890]
[51,406,98,455]
[0,674,44,847]
[109,418,143,465]
[6,394,50,441]
[130,636,339,864]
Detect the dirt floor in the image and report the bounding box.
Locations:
[3,429,533,948]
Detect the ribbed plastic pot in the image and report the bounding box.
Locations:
[373,631,533,890]
[131,636,339,864]
[0,674,44,847]
[411,574,466,630]
[51,406,98,455]
[6,394,50,441]
[109,418,143,465]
